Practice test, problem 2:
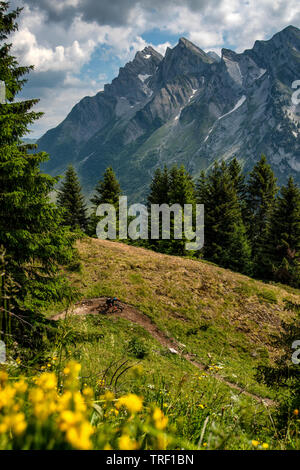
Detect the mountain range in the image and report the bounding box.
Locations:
[38,25,300,201]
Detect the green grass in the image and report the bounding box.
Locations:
[49,313,275,449]
[43,237,300,399]
[38,237,300,449]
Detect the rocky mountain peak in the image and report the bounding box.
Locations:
[221,48,237,61]
[177,37,212,60]
[103,44,162,102]
[38,25,300,200]
[207,51,221,62]
[156,36,213,84]
[135,45,163,63]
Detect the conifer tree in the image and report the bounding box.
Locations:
[168,165,195,206]
[167,165,196,255]
[147,166,169,206]
[195,170,208,205]
[56,165,88,232]
[0,2,75,309]
[204,161,252,274]
[263,177,300,287]
[88,167,122,236]
[245,155,278,270]
[228,158,246,205]
[147,166,170,251]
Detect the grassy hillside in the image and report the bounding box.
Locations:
[3,237,299,450]
[53,238,298,396]
[43,238,298,399]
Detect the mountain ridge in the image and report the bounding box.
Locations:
[38,26,300,201]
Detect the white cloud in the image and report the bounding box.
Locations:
[154,42,172,56]
[13,27,95,72]
[8,0,300,137]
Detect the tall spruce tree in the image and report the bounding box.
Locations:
[204,161,252,274]
[147,166,169,206]
[228,158,246,205]
[263,177,300,287]
[196,170,208,205]
[0,2,75,309]
[147,166,170,251]
[167,165,196,255]
[88,167,122,236]
[57,165,88,232]
[245,155,278,272]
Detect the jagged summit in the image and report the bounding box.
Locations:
[221,48,238,60]
[38,26,300,200]
[207,51,221,62]
[177,36,212,60]
[135,45,163,61]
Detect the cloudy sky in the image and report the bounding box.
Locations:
[7,0,300,138]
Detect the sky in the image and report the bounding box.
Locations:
[6,0,300,138]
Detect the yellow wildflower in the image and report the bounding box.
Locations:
[59,410,83,431]
[252,440,259,447]
[73,391,87,413]
[117,394,143,414]
[14,379,28,394]
[153,407,168,430]
[0,385,16,409]
[82,386,93,402]
[36,372,57,391]
[2,413,27,435]
[293,409,299,416]
[119,434,138,450]
[0,370,8,386]
[65,421,93,450]
[262,443,269,449]
[103,390,114,402]
[29,388,44,404]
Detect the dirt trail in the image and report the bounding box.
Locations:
[52,298,275,407]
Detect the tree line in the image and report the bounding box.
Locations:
[0,0,299,349]
[58,156,300,289]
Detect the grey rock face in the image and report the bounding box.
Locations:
[38,26,300,200]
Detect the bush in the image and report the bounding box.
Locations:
[127,337,149,359]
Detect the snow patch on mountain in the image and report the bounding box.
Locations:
[138,74,151,83]
[218,96,246,121]
[256,69,266,80]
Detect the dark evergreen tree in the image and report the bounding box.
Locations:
[57,165,88,232]
[168,165,195,206]
[167,165,196,255]
[0,3,76,311]
[147,166,170,251]
[204,161,252,274]
[263,177,300,287]
[88,167,122,237]
[245,154,278,272]
[90,167,122,207]
[195,170,208,205]
[147,166,169,206]
[147,165,197,255]
[228,158,246,205]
